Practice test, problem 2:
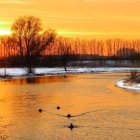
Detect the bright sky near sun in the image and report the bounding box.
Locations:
[0,0,140,39]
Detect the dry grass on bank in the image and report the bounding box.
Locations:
[125,71,140,84]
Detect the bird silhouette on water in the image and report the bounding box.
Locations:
[69,123,74,130]
[49,109,103,118]
[38,109,44,113]
[57,106,60,110]
[66,114,73,118]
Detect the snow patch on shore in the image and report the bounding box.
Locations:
[0,67,140,77]
[116,80,140,90]
[1,67,140,90]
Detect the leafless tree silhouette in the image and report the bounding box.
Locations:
[11,16,56,73]
[58,37,71,71]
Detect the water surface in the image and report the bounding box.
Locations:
[0,73,140,140]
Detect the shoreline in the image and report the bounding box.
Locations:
[116,79,140,90]
[0,67,140,83]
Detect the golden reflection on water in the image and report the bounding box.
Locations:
[0,73,140,140]
[1,75,69,85]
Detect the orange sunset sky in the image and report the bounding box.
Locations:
[0,0,140,39]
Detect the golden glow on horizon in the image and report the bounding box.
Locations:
[1,0,140,39]
[0,29,11,36]
[1,29,140,39]
[57,31,134,35]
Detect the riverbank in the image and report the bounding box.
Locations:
[116,79,140,90]
[0,67,140,79]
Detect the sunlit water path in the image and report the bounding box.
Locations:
[0,73,140,140]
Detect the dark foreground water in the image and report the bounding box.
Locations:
[0,73,140,140]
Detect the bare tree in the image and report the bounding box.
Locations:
[11,16,56,73]
[0,37,9,76]
[58,37,71,71]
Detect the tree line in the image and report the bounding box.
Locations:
[0,16,140,72]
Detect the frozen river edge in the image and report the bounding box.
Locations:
[116,79,140,90]
[0,67,140,90]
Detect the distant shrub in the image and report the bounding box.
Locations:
[126,71,140,83]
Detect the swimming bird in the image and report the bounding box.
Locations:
[69,123,74,130]
[49,109,103,118]
[66,114,73,118]
[57,106,60,110]
[38,109,44,113]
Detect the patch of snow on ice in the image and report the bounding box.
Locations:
[116,80,140,90]
[0,67,140,77]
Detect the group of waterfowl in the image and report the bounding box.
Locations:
[38,106,76,130]
[38,106,102,130]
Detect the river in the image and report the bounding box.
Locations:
[0,73,140,140]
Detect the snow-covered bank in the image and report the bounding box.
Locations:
[1,67,140,89]
[116,80,140,90]
[0,67,140,77]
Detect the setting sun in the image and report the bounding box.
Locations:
[0,29,11,36]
